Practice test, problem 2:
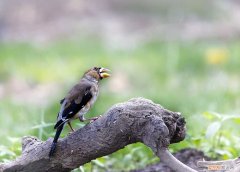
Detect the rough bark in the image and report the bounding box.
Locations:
[0,98,191,172]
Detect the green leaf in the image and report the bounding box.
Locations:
[31,123,54,129]
[79,166,85,172]
[215,149,232,159]
[192,137,201,146]
[7,137,20,143]
[233,117,240,124]
[203,111,221,120]
[222,115,240,122]
[205,121,221,139]
[92,159,105,168]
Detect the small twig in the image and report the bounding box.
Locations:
[157,148,197,172]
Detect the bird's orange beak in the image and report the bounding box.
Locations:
[100,68,111,78]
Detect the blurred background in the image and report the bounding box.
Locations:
[0,0,240,171]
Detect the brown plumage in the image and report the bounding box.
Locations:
[49,67,110,157]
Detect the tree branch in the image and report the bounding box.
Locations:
[0,98,194,172]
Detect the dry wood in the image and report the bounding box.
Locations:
[0,98,194,172]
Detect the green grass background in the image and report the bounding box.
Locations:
[0,38,240,171]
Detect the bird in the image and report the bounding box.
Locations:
[49,67,111,157]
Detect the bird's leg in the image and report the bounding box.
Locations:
[68,122,75,132]
[79,115,86,122]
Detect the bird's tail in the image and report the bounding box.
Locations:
[54,118,67,129]
[49,123,65,157]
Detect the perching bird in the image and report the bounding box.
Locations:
[49,67,110,157]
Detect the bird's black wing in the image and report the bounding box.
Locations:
[54,86,93,129]
[62,88,92,119]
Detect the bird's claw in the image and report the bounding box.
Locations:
[68,130,75,136]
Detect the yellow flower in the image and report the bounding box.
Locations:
[205,48,229,65]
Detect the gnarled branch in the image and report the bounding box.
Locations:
[0,98,196,172]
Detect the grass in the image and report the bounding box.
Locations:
[0,38,240,170]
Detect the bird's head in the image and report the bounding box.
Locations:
[84,67,111,81]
